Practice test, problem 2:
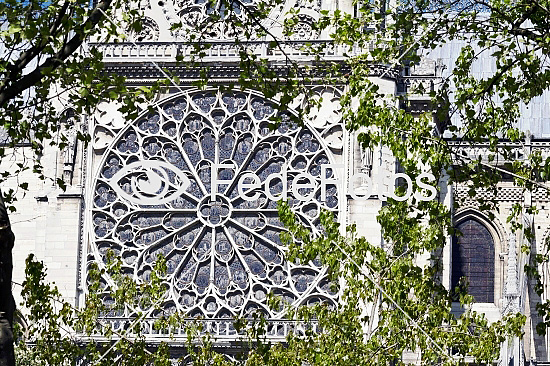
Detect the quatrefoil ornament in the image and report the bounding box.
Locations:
[198,196,231,226]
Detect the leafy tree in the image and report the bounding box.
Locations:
[191,0,550,363]
[0,1,167,365]
[4,0,550,365]
[0,0,164,187]
[254,0,550,363]
[14,252,178,366]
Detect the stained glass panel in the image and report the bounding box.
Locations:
[90,90,340,319]
[451,219,495,303]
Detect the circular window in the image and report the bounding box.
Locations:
[90,90,340,318]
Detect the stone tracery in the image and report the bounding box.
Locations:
[89,90,340,319]
[132,17,160,41]
[160,0,266,39]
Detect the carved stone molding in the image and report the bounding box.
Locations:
[410,58,437,76]
[295,0,321,11]
[92,102,127,152]
[288,14,319,41]
[98,62,399,81]
[132,17,160,42]
[448,140,550,164]
[455,184,527,203]
[502,233,521,316]
[59,109,80,185]
[158,0,281,40]
[298,85,345,153]
[89,41,400,72]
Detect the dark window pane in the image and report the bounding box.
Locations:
[451,219,494,303]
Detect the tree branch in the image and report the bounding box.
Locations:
[5,1,71,82]
[0,0,113,108]
[476,57,520,96]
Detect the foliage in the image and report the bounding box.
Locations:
[242,204,525,365]
[321,0,550,343]
[4,0,550,364]
[0,0,166,204]
[189,0,550,363]
[14,208,525,365]
[15,253,177,366]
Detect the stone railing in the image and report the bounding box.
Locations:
[399,77,437,96]
[86,317,319,342]
[87,40,372,62]
[446,142,530,164]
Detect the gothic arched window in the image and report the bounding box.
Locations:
[451,219,495,303]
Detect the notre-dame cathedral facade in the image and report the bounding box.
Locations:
[3,0,550,365]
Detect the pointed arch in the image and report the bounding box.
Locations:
[451,216,496,303]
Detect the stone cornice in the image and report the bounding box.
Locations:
[89,40,376,63]
[100,62,400,81]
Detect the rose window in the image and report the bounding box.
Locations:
[90,90,340,319]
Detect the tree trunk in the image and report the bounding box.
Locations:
[0,192,15,366]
